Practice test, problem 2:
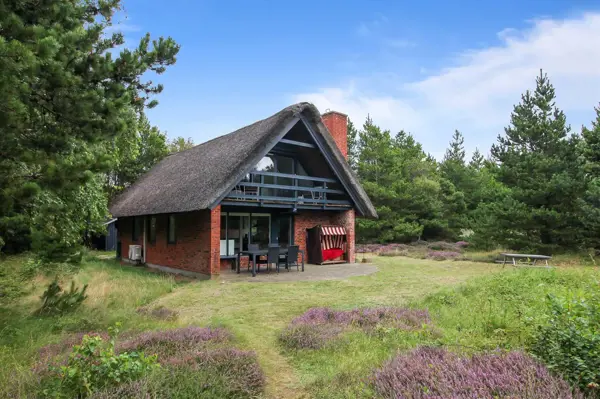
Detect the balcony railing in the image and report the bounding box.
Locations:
[222,171,352,209]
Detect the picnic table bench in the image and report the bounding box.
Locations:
[500,253,552,267]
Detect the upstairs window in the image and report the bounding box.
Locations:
[254,156,275,172]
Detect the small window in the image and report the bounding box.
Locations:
[148,216,157,244]
[167,214,176,244]
[132,217,142,241]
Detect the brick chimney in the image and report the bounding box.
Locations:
[321,110,348,159]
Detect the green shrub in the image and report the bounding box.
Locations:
[36,279,88,315]
[41,324,159,398]
[531,293,600,395]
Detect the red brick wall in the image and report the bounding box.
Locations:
[118,206,356,274]
[293,209,356,263]
[331,209,356,263]
[322,111,348,159]
[293,211,337,263]
[119,209,221,277]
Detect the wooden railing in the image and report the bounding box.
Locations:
[223,171,352,209]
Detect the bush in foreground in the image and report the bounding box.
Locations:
[531,293,600,395]
[280,307,431,350]
[40,325,158,398]
[373,347,583,399]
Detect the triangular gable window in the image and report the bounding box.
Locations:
[221,120,353,210]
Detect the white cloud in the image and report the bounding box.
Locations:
[295,12,600,158]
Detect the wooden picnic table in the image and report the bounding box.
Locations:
[500,253,552,267]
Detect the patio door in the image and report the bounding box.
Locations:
[226,213,270,253]
[272,215,292,248]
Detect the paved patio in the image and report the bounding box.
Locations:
[219,262,378,282]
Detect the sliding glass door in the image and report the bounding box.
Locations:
[220,213,270,256]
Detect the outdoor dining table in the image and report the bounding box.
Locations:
[500,253,552,267]
[237,247,305,277]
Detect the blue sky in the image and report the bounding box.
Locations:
[118,0,600,159]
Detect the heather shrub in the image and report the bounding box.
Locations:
[427,250,461,261]
[531,293,600,395]
[373,347,583,399]
[117,326,231,360]
[40,324,158,398]
[455,240,469,248]
[35,332,110,376]
[91,349,265,399]
[280,307,431,350]
[36,279,88,315]
[279,324,345,349]
[91,349,264,398]
[35,326,264,398]
[426,241,459,251]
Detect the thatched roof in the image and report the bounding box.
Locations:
[110,103,377,218]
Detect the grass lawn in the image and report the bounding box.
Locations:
[0,252,597,398]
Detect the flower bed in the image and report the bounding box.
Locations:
[280,307,431,350]
[34,326,264,398]
[373,347,582,399]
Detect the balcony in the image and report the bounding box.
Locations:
[222,171,352,210]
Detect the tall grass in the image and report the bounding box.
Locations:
[420,267,599,351]
[0,254,181,397]
[284,267,599,398]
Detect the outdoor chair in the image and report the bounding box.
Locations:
[267,246,286,273]
[284,245,300,272]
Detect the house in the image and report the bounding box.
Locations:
[109,103,377,278]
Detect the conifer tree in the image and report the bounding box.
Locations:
[0,0,179,257]
[580,105,600,249]
[347,119,359,171]
[487,70,584,249]
[469,148,485,170]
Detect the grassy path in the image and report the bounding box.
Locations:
[154,257,499,398]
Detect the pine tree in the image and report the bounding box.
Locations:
[440,130,467,186]
[443,130,466,165]
[0,0,179,257]
[355,118,452,242]
[489,70,584,250]
[469,148,484,170]
[580,105,600,249]
[347,119,359,171]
